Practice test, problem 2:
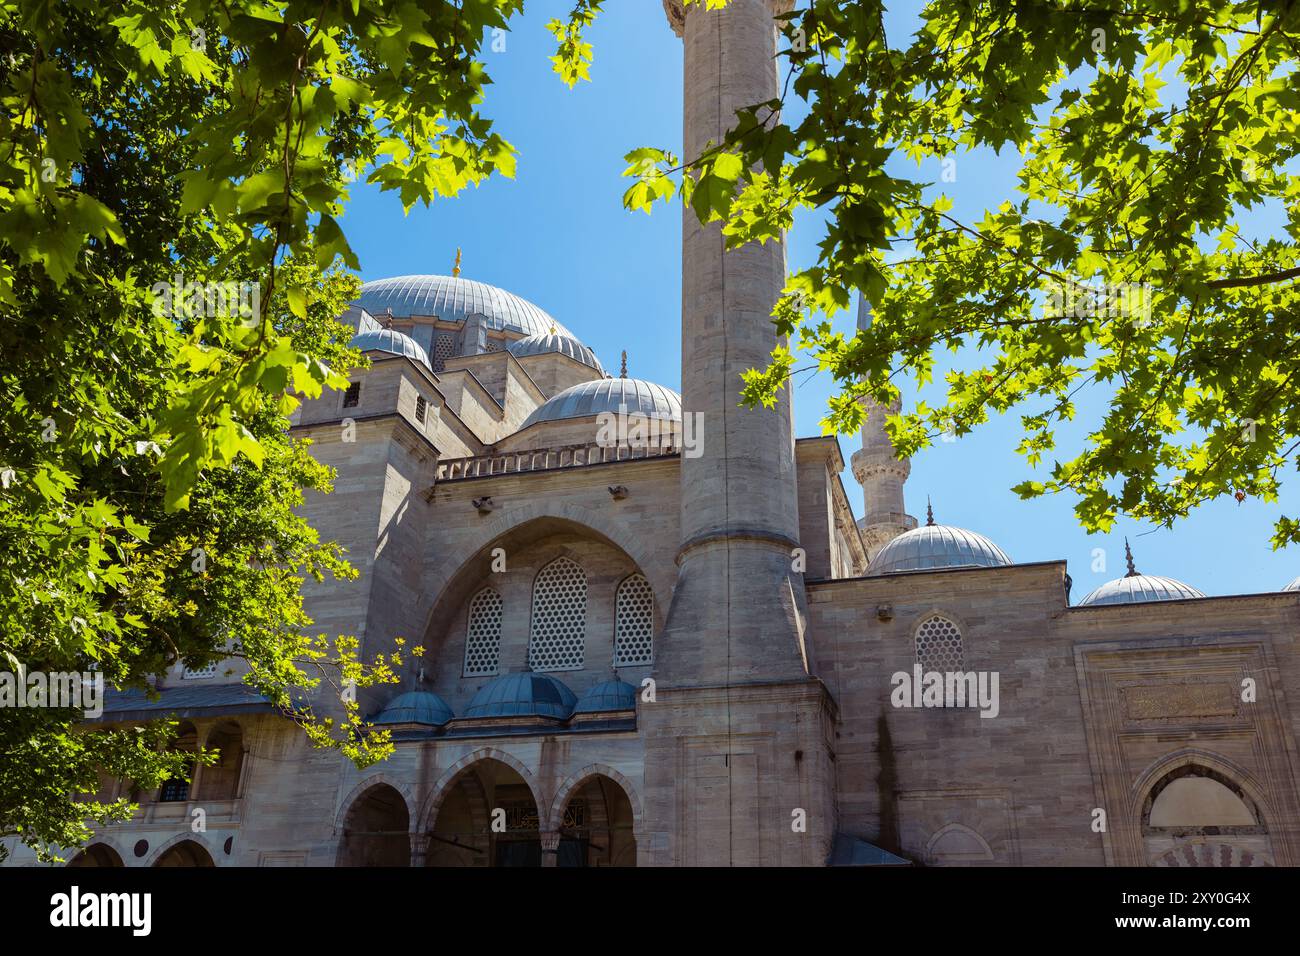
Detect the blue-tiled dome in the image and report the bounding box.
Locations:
[1077,574,1206,606]
[573,680,638,714]
[507,331,604,374]
[519,378,682,429]
[369,691,454,727]
[349,327,432,371]
[465,673,577,720]
[868,524,1011,575]
[355,275,572,340]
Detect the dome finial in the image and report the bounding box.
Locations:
[1124,537,1139,577]
[926,496,935,527]
[620,350,628,379]
[452,247,462,277]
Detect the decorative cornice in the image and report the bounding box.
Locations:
[851,448,911,482]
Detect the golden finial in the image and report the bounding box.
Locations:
[452,248,462,277]
[620,350,628,378]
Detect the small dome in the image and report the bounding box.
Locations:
[573,680,637,714]
[350,327,432,370]
[355,275,572,340]
[1283,576,1300,592]
[369,690,454,727]
[868,524,1011,575]
[520,378,682,429]
[1077,574,1206,606]
[465,673,577,720]
[507,331,605,374]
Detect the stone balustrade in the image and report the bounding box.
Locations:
[436,441,680,482]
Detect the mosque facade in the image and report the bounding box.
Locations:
[12,0,1300,868]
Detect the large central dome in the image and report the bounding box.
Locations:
[355,274,572,339]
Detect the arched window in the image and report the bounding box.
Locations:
[613,574,654,666]
[528,557,587,672]
[915,615,963,671]
[464,587,504,677]
[1144,766,1260,831]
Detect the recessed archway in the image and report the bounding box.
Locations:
[68,843,124,867]
[153,840,215,867]
[337,783,411,866]
[426,758,542,867]
[554,774,638,867]
[1140,760,1273,867]
[419,512,670,654]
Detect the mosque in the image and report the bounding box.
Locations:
[13,0,1300,868]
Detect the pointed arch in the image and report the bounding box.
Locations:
[925,823,994,864]
[145,833,217,868]
[1132,750,1272,830]
[418,748,545,835]
[67,843,124,867]
[336,782,411,866]
[334,774,418,832]
[419,506,670,639]
[546,763,644,833]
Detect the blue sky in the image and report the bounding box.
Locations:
[337,0,1297,598]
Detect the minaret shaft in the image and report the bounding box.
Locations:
[659,0,806,682]
[850,295,917,559]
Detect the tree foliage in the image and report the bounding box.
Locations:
[621,0,1300,547]
[0,0,528,860]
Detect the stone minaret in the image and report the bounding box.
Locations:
[657,0,807,682]
[850,295,917,559]
[642,0,834,868]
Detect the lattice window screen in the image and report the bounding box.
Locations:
[613,574,654,666]
[915,615,963,671]
[433,332,456,372]
[463,588,503,676]
[527,558,587,672]
[182,662,217,680]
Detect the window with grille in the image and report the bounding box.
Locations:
[915,615,963,672]
[528,557,587,672]
[614,573,654,666]
[463,588,503,676]
[159,774,191,802]
[414,395,427,424]
[343,381,361,408]
[182,662,217,680]
[433,332,456,372]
